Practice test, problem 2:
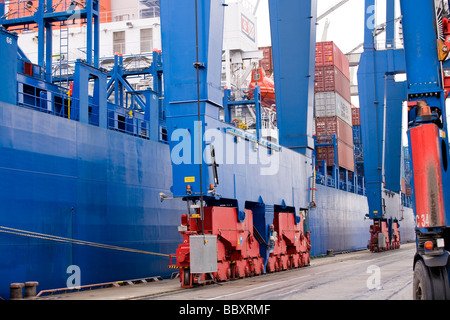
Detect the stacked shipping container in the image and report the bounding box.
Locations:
[314,66,352,103]
[259,46,273,75]
[315,41,350,79]
[351,106,364,177]
[257,43,356,173]
[314,91,352,125]
[314,42,354,172]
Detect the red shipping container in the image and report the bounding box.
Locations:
[337,140,355,172]
[316,140,354,172]
[316,145,335,166]
[315,116,353,147]
[351,107,361,126]
[259,46,273,73]
[406,187,412,197]
[314,65,351,103]
[315,41,350,80]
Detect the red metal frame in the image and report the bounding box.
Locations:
[368,220,401,252]
[173,206,311,288]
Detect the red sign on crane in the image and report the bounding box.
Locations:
[241,14,255,42]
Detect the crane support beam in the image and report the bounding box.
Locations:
[358,0,406,221]
[268,0,317,156]
[357,0,409,253]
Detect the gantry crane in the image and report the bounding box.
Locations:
[358,0,450,299]
[160,0,317,287]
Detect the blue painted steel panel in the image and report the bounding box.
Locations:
[309,185,371,255]
[160,0,224,106]
[268,0,317,156]
[309,184,415,256]
[400,0,443,95]
[0,101,183,299]
[352,126,362,143]
[384,77,406,193]
[0,30,18,105]
[72,62,108,129]
[160,0,225,199]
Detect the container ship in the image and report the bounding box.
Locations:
[0,0,416,299]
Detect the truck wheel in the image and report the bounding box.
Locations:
[414,260,450,300]
[414,260,433,300]
[183,269,191,287]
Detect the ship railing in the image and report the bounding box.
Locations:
[18,60,45,80]
[315,169,366,196]
[159,125,168,143]
[339,180,355,193]
[357,176,366,196]
[16,79,152,140]
[106,53,154,72]
[315,173,330,187]
[0,0,88,21]
[1,0,41,21]
[17,79,80,120]
[48,52,156,81]
[99,6,160,23]
[227,87,255,102]
[327,177,335,188]
[346,182,355,193]
[107,103,150,140]
[401,193,413,209]
[0,1,160,23]
[373,39,404,51]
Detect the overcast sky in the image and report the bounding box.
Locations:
[254,0,366,54]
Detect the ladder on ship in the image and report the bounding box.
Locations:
[58,22,70,89]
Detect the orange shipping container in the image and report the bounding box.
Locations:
[315,41,350,80]
[316,140,354,172]
[314,65,351,103]
[258,46,273,73]
[351,107,361,126]
[315,116,353,147]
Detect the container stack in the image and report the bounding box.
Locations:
[314,42,354,172]
[351,106,364,176]
[259,46,273,75]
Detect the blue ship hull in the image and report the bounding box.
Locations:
[0,101,415,299]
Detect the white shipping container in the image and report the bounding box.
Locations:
[314,91,352,126]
